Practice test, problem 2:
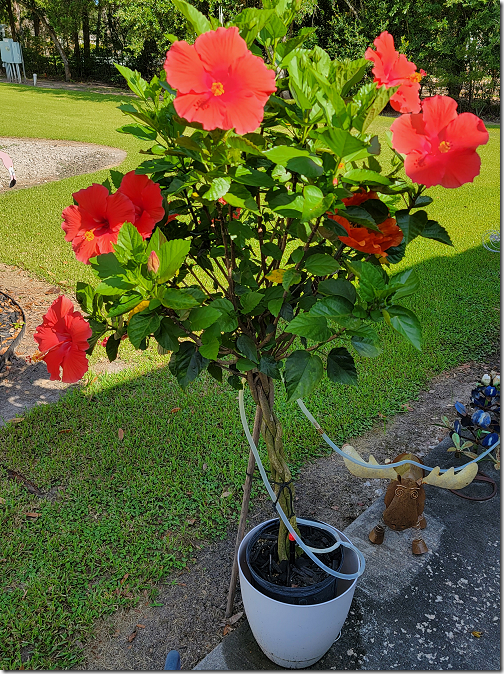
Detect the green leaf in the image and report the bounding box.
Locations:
[227,135,265,156]
[189,306,222,331]
[128,311,161,349]
[421,220,453,246]
[240,291,264,314]
[205,177,231,201]
[327,347,357,385]
[261,242,283,260]
[232,166,275,188]
[161,288,201,310]
[259,354,281,379]
[223,183,260,214]
[211,298,238,332]
[284,350,324,402]
[169,341,208,389]
[341,205,379,229]
[199,336,220,360]
[227,374,244,390]
[236,358,256,372]
[207,361,223,382]
[282,269,301,290]
[304,253,340,276]
[287,314,332,341]
[413,195,433,208]
[158,239,191,282]
[268,298,283,317]
[318,278,356,304]
[109,170,125,190]
[89,253,126,280]
[171,0,212,34]
[117,123,157,141]
[384,305,422,351]
[95,277,135,296]
[358,262,387,302]
[389,269,420,301]
[114,222,145,263]
[237,334,259,363]
[230,7,275,45]
[309,295,353,318]
[154,317,183,352]
[349,324,382,358]
[146,226,168,256]
[105,335,121,362]
[342,169,391,186]
[395,209,427,244]
[385,239,406,264]
[263,146,323,178]
[75,282,95,315]
[86,318,109,355]
[267,188,305,218]
[301,185,334,223]
[115,64,148,98]
[315,128,367,159]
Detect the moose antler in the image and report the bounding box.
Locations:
[341,444,478,489]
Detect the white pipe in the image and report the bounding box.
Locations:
[238,387,365,580]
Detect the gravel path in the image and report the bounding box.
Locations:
[0,137,126,191]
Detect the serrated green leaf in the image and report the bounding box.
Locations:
[421,220,453,246]
[95,277,135,296]
[189,306,222,331]
[158,239,191,282]
[117,123,157,141]
[317,278,356,304]
[309,295,353,318]
[223,183,260,214]
[169,341,208,389]
[161,288,201,310]
[259,354,281,379]
[386,305,422,351]
[75,282,95,315]
[349,324,382,358]
[287,314,332,341]
[128,311,161,349]
[89,252,126,280]
[171,0,212,34]
[284,350,324,402]
[304,253,340,276]
[327,347,357,385]
[236,358,257,372]
[240,291,264,314]
[205,177,231,201]
[342,169,391,186]
[237,334,259,363]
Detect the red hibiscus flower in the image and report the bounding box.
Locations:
[33,296,92,383]
[117,171,164,239]
[328,213,403,257]
[164,26,277,135]
[62,184,136,264]
[365,31,426,114]
[342,187,380,207]
[390,95,489,188]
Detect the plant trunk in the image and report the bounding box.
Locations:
[247,372,299,562]
[73,30,81,76]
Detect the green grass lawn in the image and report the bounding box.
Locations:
[0,85,500,669]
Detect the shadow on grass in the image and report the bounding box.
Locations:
[0,82,133,105]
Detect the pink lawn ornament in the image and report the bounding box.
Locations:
[0,150,16,187]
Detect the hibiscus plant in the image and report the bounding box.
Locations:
[34,0,488,563]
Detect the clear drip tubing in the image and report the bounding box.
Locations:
[296,398,500,473]
[238,388,365,580]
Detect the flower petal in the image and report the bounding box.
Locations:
[229,50,277,105]
[74,183,109,219]
[437,149,482,189]
[42,345,66,381]
[61,345,89,383]
[105,191,136,230]
[174,91,225,130]
[164,39,208,94]
[421,95,458,138]
[194,27,248,73]
[220,90,267,135]
[390,81,422,114]
[446,112,489,152]
[403,151,446,188]
[390,113,429,155]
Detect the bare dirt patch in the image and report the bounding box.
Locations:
[0,137,126,192]
[81,352,499,671]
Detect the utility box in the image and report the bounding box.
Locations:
[1,39,22,63]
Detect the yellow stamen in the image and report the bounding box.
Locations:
[409,72,423,83]
[84,230,95,241]
[211,82,225,96]
[438,140,451,153]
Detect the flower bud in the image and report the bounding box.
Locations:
[147,251,160,275]
[481,373,491,385]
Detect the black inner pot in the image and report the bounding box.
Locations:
[0,292,26,370]
[246,519,344,605]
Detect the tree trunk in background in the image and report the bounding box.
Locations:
[32,11,39,36]
[95,0,101,53]
[2,0,17,39]
[82,8,90,61]
[73,30,81,76]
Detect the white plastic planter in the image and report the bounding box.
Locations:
[238,519,361,669]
